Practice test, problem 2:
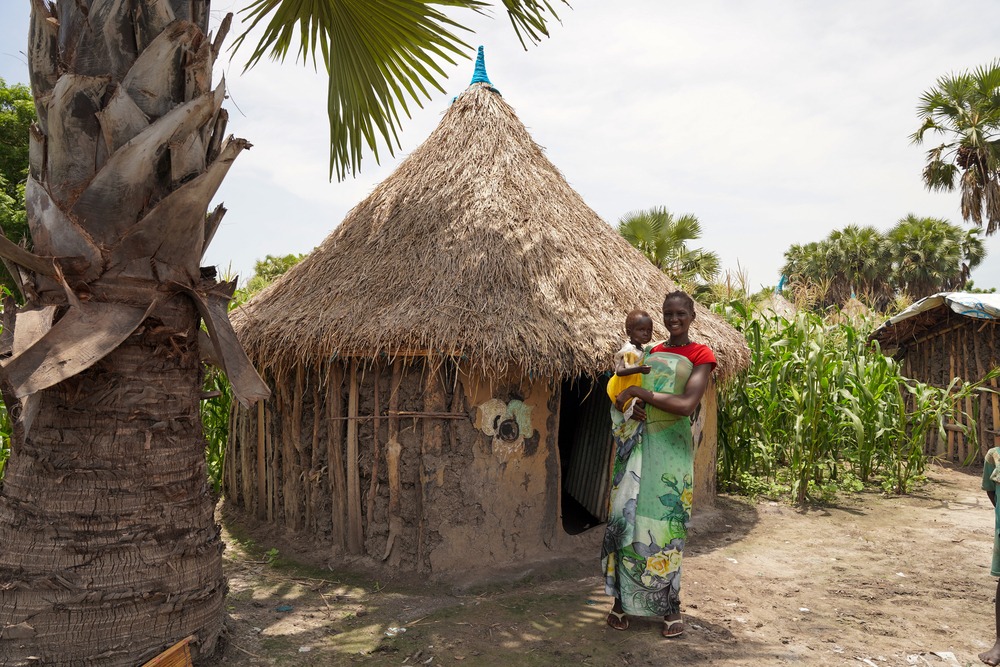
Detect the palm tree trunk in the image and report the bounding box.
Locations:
[0,0,265,662]
[0,297,224,663]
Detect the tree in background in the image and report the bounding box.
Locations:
[617,206,721,291]
[781,217,984,309]
[0,1,565,662]
[0,78,35,295]
[781,239,839,309]
[912,61,1000,235]
[242,252,306,297]
[825,225,894,307]
[888,215,984,299]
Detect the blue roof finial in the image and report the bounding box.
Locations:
[470,46,492,86]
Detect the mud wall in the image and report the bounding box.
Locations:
[224,359,560,576]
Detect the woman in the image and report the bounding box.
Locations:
[602,291,716,638]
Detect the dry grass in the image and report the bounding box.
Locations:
[234,84,749,382]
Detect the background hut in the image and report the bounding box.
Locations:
[828,295,871,326]
[758,292,796,320]
[225,59,749,579]
[870,292,1000,463]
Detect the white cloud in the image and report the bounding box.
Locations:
[2,0,999,290]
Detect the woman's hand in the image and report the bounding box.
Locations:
[628,401,647,421]
[615,385,642,411]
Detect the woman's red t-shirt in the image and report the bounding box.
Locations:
[647,342,717,372]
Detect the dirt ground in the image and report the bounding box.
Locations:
[206,463,998,666]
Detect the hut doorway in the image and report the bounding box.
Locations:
[558,375,614,535]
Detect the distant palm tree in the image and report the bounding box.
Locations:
[826,225,893,308]
[912,61,1000,234]
[781,218,981,308]
[888,215,984,298]
[617,207,721,287]
[781,240,839,307]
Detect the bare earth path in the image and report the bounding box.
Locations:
[208,464,995,666]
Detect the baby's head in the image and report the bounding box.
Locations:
[625,309,653,346]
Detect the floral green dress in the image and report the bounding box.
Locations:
[601,346,703,617]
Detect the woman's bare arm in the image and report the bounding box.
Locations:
[615,364,712,417]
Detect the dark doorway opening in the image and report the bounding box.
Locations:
[558,374,614,535]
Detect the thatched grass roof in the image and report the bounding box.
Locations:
[758,293,796,319]
[234,84,749,381]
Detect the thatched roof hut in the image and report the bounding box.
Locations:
[225,56,749,580]
[870,292,1000,463]
[758,292,796,320]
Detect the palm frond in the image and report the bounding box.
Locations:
[501,0,570,49]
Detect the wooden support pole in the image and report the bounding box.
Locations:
[346,360,363,554]
[974,324,992,458]
[256,399,266,519]
[327,362,347,552]
[290,365,305,530]
[383,360,403,564]
[309,375,322,533]
[366,367,382,532]
[265,407,274,522]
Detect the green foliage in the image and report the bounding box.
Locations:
[200,254,302,495]
[0,397,9,483]
[201,367,233,497]
[912,60,1000,234]
[617,206,721,289]
[233,0,567,181]
[0,79,36,298]
[714,303,991,503]
[243,253,306,296]
[781,216,988,308]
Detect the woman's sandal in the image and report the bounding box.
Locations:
[606,609,629,631]
[662,617,684,638]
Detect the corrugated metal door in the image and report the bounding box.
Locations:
[563,380,614,522]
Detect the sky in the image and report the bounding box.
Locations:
[2,1,1000,292]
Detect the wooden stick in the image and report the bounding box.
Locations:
[309,373,322,533]
[973,327,990,459]
[327,362,347,552]
[290,365,305,529]
[953,334,966,462]
[383,360,403,563]
[279,378,294,525]
[265,406,274,522]
[323,411,467,421]
[238,407,250,507]
[388,410,467,418]
[366,366,382,532]
[256,399,266,519]
[948,341,956,461]
[346,359,363,554]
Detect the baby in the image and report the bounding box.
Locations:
[607,309,653,418]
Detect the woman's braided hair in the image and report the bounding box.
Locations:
[663,290,695,316]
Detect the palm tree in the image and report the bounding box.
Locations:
[0,1,563,663]
[237,0,567,180]
[912,61,1000,235]
[781,240,838,308]
[888,215,984,298]
[826,225,894,309]
[617,206,721,287]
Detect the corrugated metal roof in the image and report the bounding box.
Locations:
[870,292,1000,347]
